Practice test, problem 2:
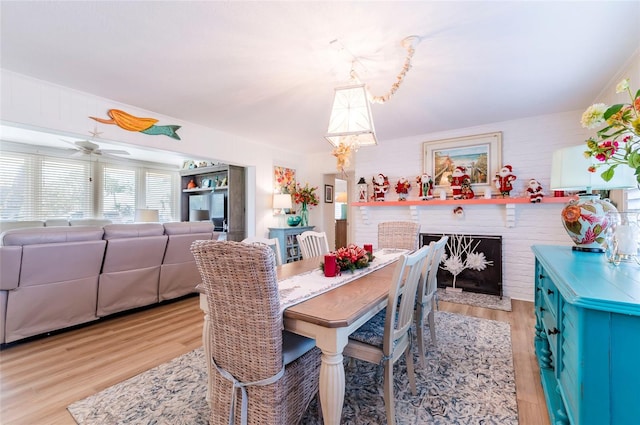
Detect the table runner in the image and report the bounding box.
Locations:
[278,249,407,313]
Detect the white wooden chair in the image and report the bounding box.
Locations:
[296,231,330,259]
[415,235,448,367]
[241,236,283,266]
[344,245,430,425]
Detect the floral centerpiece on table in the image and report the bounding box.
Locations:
[582,78,640,185]
[321,244,374,273]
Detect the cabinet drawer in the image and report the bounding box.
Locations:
[540,275,559,320]
[540,307,560,365]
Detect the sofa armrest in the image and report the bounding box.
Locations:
[0,246,21,290]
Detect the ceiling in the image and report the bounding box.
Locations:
[1,1,639,163]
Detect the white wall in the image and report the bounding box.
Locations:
[350,110,593,301]
[0,70,331,239]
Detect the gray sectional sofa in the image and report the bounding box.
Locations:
[0,221,220,344]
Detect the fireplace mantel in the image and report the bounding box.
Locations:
[351,196,572,227]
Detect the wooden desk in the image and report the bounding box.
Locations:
[199,256,398,425]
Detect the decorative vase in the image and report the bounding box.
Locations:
[287,215,301,227]
[560,194,617,252]
[604,211,640,265]
[300,203,309,227]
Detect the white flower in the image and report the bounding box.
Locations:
[581,103,608,129]
[442,255,465,276]
[466,252,493,271]
[616,78,630,94]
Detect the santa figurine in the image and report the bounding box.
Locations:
[416,173,434,200]
[372,173,390,201]
[526,178,544,203]
[448,166,469,200]
[461,178,475,199]
[493,165,517,198]
[395,177,411,201]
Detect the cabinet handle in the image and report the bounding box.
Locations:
[539,306,545,312]
[547,289,554,295]
[538,274,545,280]
[536,287,541,292]
[547,328,560,335]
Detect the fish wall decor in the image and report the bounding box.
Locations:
[90,109,181,140]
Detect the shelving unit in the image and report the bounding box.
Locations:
[179,165,245,241]
[351,196,573,227]
[268,226,315,263]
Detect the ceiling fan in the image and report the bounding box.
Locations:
[62,139,130,158]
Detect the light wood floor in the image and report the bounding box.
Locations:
[0,296,550,425]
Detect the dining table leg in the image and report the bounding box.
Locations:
[314,328,351,425]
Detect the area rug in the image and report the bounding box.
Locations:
[437,288,512,311]
[68,312,518,425]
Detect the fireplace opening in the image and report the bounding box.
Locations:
[420,233,502,297]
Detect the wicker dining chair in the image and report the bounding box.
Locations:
[241,236,283,266]
[190,240,321,425]
[415,235,448,367]
[377,221,421,251]
[343,244,430,425]
[296,231,330,259]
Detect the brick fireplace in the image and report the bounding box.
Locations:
[420,233,503,297]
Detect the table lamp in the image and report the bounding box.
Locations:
[550,145,636,252]
[273,193,292,227]
[134,208,159,223]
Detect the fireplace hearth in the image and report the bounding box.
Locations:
[420,233,503,297]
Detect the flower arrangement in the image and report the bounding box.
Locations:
[321,244,373,273]
[582,78,640,184]
[288,182,319,208]
[440,234,492,289]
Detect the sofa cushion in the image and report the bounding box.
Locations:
[1,226,104,246]
[163,221,213,235]
[103,223,164,239]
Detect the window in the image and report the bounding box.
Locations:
[0,149,178,222]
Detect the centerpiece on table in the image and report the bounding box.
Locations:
[321,244,374,274]
[287,182,319,227]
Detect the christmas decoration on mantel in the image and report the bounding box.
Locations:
[326,36,420,173]
[90,109,181,140]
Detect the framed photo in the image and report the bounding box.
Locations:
[324,184,334,203]
[424,132,502,194]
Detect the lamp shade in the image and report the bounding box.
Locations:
[189,209,210,222]
[135,208,159,223]
[325,83,377,148]
[550,145,636,191]
[273,193,292,210]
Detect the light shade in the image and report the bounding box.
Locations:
[189,209,210,222]
[550,145,636,191]
[273,193,292,210]
[325,83,377,148]
[135,208,159,223]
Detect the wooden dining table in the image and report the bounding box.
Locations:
[198,254,400,425]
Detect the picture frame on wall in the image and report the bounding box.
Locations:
[423,132,502,194]
[324,184,334,203]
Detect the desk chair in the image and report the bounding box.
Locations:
[415,235,448,367]
[377,221,421,251]
[344,245,430,425]
[242,236,283,266]
[191,240,321,425]
[296,231,330,259]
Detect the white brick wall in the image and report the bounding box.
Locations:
[351,110,593,301]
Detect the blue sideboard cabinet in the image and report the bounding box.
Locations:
[532,245,640,425]
[268,226,315,263]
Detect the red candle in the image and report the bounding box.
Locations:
[324,254,337,277]
[364,244,373,254]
